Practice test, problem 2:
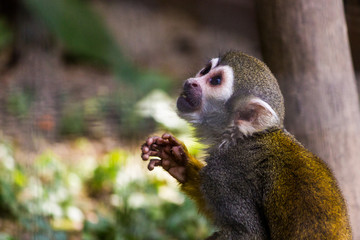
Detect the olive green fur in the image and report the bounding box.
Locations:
[260,129,352,239]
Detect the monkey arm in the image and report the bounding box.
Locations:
[179,153,214,219]
[141,133,213,219]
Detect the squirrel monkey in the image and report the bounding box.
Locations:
[141,51,352,239]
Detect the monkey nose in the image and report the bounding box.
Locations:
[184,80,200,91]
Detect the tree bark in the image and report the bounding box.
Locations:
[256,0,360,237]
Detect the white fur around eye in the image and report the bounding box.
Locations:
[205,65,234,101]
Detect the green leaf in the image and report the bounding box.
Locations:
[24,0,120,65]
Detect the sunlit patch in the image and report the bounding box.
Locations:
[158,185,185,205]
[136,89,189,130]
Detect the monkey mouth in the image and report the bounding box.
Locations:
[177,91,202,113]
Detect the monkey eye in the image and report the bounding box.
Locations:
[200,63,211,76]
[209,75,222,86]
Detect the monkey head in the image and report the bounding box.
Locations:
[177,51,285,144]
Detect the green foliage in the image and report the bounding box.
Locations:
[0,0,175,141]
[0,143,23,218]
[0,145,56,239]
[6,89,34,117]
[24,0,119,66]
[23,0,172,93]
[59,105,86,136]
[84,199,211,240]
[59,96,105,137]
[20,0,173,140]
[87,150,127,195]
[84,178,212,240]
[0,145,81,238]
[0,19,12,51]
[131,71,172,97]
[0,137,212,239]
[0,233,14,240]
[0,167,19,217]
[20,215,67,240]
[18,153,81,238]
[85,142,211,239]
[114,106,157,140]
[59,93,158,139]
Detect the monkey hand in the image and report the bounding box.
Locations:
[141,133,208,218]
[141,133,189,183]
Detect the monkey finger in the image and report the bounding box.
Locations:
[159,144,172,155]
[146,137,154,146]
[148,159,162,171]
[142,151,159,160]
[147,150,160,157]
[141,145,150,153]
[149,144,159,151]
[171,146,188,164]
[162,133,181,146]
[155,138,166,145]
[141,153,150,161]
[157,150,171,161]
[146,136,161,146]
[162,133,171,139]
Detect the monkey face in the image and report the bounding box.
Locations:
[177,58,234,123]
[176,51,284,143]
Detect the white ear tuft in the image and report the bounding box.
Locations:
[234,97,279,136]
[210,58,219,68]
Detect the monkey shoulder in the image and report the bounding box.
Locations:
[262,129,343,204]
[264,129,338,187]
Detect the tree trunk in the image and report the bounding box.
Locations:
[256,0,360,238]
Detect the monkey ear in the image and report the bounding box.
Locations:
[233,97,279,136]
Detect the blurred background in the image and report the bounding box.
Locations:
[0,0,359,239]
